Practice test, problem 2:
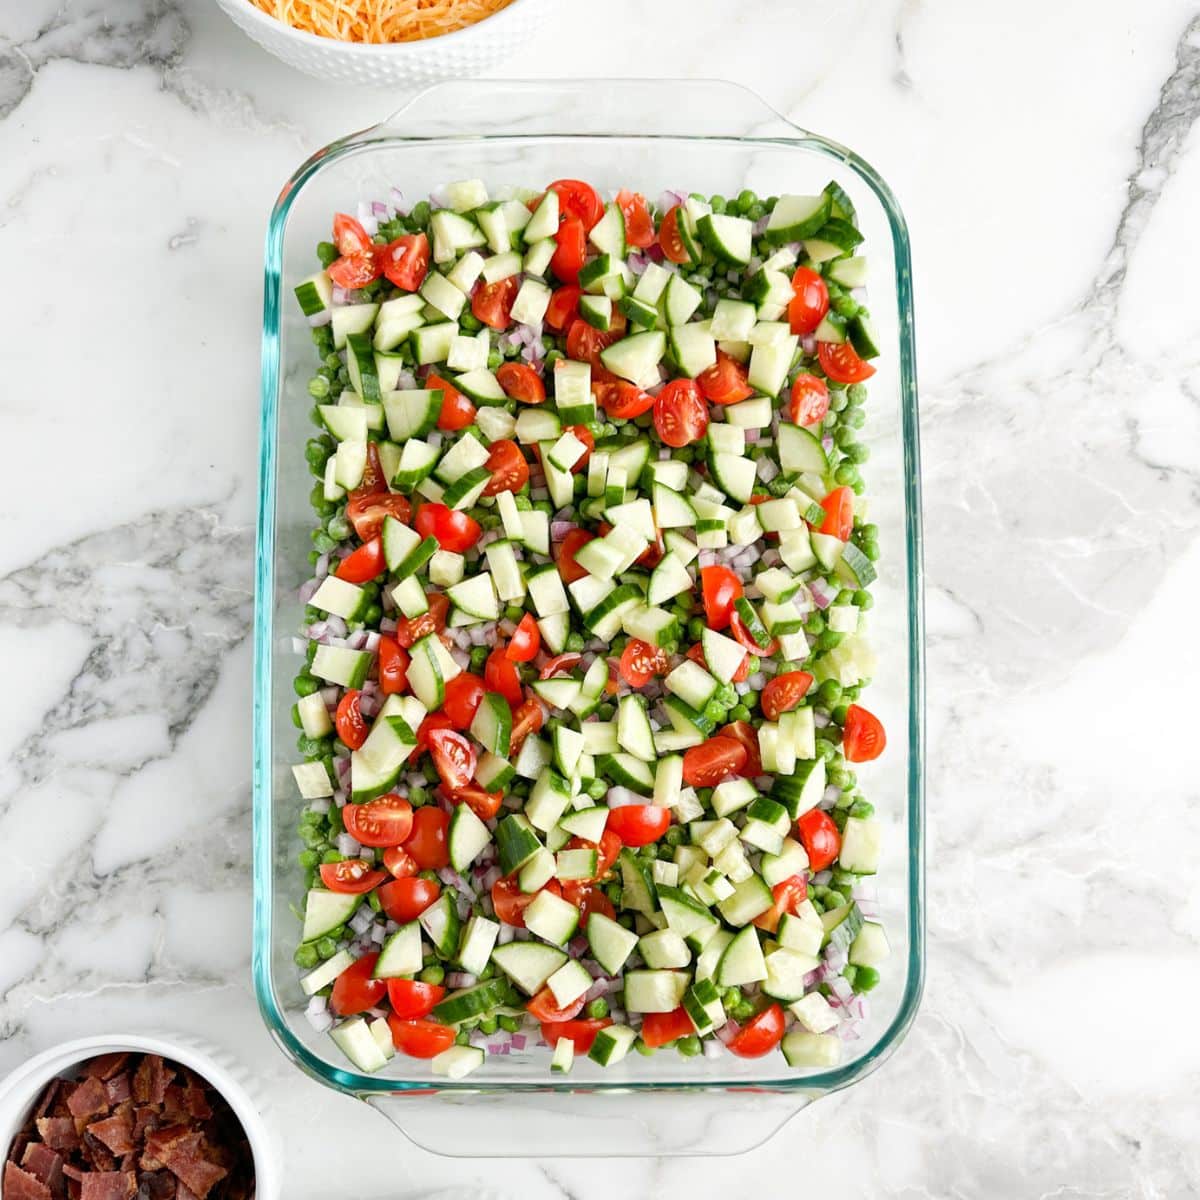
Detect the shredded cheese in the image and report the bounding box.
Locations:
[248,0,516,42]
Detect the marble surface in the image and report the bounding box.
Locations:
[1,0,1198,1194]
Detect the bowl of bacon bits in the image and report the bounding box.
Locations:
[0,1036,275,1200]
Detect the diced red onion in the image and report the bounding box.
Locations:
[336,833,362,858]
[358,693,380,719]
[703,1038,724,1060]
[307,309,332,328]
[370,924,387,945]
[716,1021,740,1046]
[345,629,371,651]
[746,672,766,691]
[332,788,347,808]
[801,968,822,990]
[530,486,549,501]
[334,756,352,781]
[606,786,646,809]
[568,935,589,958]
[437,867,477,902]
[479,866,502,891]
[821,435,834,455]
[752,214,770,236]
[290,637,308,656]
[801,335,817,355]
[812,869,832,886]
[756,456,780,483]
[856,901,881,920]
[332,286,349,305]
[305,1006,333,1033]
[299,578,322,605]
[445,971,477,989]
[497,923,516,946]
[450,648,470,670]
[656,189,686,211]
[827,975,854,1004]
[810,577,838,609]
[325,615,349,639]
[584,978,614,1002]
[307,796,332,816]
[348,906,373,934]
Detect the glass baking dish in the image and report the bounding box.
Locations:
[253,79,924,1157]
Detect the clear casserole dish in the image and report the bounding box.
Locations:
[253,78,924,1157]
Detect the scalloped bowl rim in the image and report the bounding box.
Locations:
[214,0,537,54]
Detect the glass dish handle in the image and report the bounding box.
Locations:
[364,1087,815,1157]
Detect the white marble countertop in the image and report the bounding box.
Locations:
[2,0,1199,1194]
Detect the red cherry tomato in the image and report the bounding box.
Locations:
[752,875,808,934]
[560,882,616,921]
[377,636,409,695]
[557,528,595,584]
[427,374,477,432]
[598,380,655,420]
[653,378,708,448]
[335,690,368,750]
[618,639,668,687]
[333,213,373,255]
[427,728,477,791]
[539,1018,612,1055]
[335,537,385,583]
[566,315,625,368]
[729,610,778,657]
[491,876,563,927]
[472,275,519,330]
[605,805,671,847]
[381,232,430,292]
[378,876,440,923]
[526,986,585,1024]
[445,782,503,821]
[506,613,541,662]
[615,189,654,248]
[483,439,530,497]
[539,653,582,680]
[387,978,445,1020]
[548,179,603,229]
[682,736,748,788]
[700,565,743,631]
[640,1007,695,1049]
[658,205,690,264]
[696,350,753,404]
[441,672,485,729]
[387,1017,456,1059]
[842,704,887,762]
[414,503,482,553]
[328,248,382,289]
[319,859,387,895]
[686,641,749,684]
[719,720,763,778]
[727,1003,786,1058]
[396,593,450,649]
[788,267,830,335]
[485,645,524,709]
[551,216,588,284]
[509,698,545,758]
[817,486,854,541]
[544,284,583,333]
[342,793,413,848]
[789,373,831,426]
[818,340,876,384]
[329,952,386,1017]
[404,806,450,870]
[567,425,594,471]
[564,831,621,882]
[796,809,841,871]
[383,846,418,878]
[496,362,546,404]
[761,671,815,721]
[345,492,411,543]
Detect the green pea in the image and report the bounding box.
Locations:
[315,937,338,960]
[362,603,382,626]
[829,389,850,413]
[736,189,758,214]
[846,442,870,465]
[498,1014,522,1034]
[709,195,727,214]
[634,1039,657,1057]
[816,739,836,763]
[419,963,445,985]
[850,800,875,818]
[293,673,319,698]
[504,604,525,623]
[704,698,728,723]
[316,241,338,267]
[846,383,868,405]
[804,612,825,635]
[312,531,336,554]
[854,966,881,992]
[565,631,585,652]
[587,778,608,801]
[294,943,320,969]
[842,964,859,988]
[675,1035,700,1058]
[828,765,850,789]
[852,589,873,610]
[487,351,503,370]
[815,630,844,653]
[418,869,439,883]
[816,678,843,707]
[367,889,382,913]
[832,294,858,319]
[478,1014,499,1035]
[851,476,868,497]
[469,645,488,672]
[307,375,331,400]
[639,843,657,860]
[586,997,610,1020]
[409,785,428,807]
[687,617,706,641]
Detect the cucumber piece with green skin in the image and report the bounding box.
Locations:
[623,969,690,1013]
[586,912,639,975]
[495,814,542,875]
[618,848,658,916]
[344,332,381,401]
[431,977,509,1024]
[810,531,845,571]
[558,806,609,843]
[309,576,369,622]
[469,692,512,756]
[381,518,437,578]
[551,1037,575,1074]
[781,1030,841,1068]
[475,751,515,791]
[374,926,425,983]
[765,194,832,243]
[600,331,666,383]
[594,752,655,793]
[457,914,501,975]
[311,645,372,689]
[828,255,868,288]
[442,466,491,512]
[524,888,580,945]
[448,802,492,872]
[715,925,767,987]
[300,949,354,996]
[331,303,379,350]
[848,314,881,359]
[693,928,733,983]
[301,889,360,943]
[716,875,774,927]
[835,542,877,587]
[696,213,753,266]
[588,1024,637,1066]
[656,886,719,948]
[518,846,556,894]
[490,942,567,995]
[664,659,718,710]
[405,635,445,710]
[330,1017,388,1074]
[419,891,461,958]
[839,816,882,873]
[772,758,827,820]
[294,270,333,315]
[732,597,771,647]
[821,902,865,954]
[849,921,891,967]
[431,1045,485,1079]
[683,977,726,1036]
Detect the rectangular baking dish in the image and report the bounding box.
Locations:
[253,79,924,1157]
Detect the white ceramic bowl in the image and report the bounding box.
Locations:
[211,0,549,85]
[0,1033,279,1199]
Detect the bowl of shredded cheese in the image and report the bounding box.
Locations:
[213,0,549,84]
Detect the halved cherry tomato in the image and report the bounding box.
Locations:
[557,528,595,584]
[335,536,385,583]
[441,672,485,729]
[641,1007,695,1048]
[387,978,445,1020]
[686,640,749,684]
[397,593,450,649]
[416,712,454,754]
[539,1018,612,1055]
[560,881,616,921]
[549,179,603,229]
[491,876,562,926]
[496,361,546,404]
[618,639,668,687]
[843,703,886,762]
[473,275,519,330]
[796,809,841,871]
[446,782,503,821]
[606,805,671,847]
[378,876,440,923]
[330,952,385,1017]
[328,248,382,289]
[404,806,449,870]
[697,350,753,404]
[761,671,815,721]
[343,793,413,848]
[551,216,587,284]
[615,189,655,248]
[653,378,708,447]
[566,315,625,368]
[333,213,372,256]
[539,653,582,679]
[565,830,622,881]
[818,340,876,384]
[387,1017,456,1059]
[599,380,655,420]
[506,613,541,662]
[789,373,830,426]
[817,486,854,541]
[383,845,418,878]
[682,736,748,788]
[345,492,411,543]
[727,1003,786,1058]
[381,232,430,292]
[352,441,388,497]
[414,503,482,553]
[700,565,743,631]
[427,728,477,790]
[658,205,690,264]
[319,859,386,894]
[335,690,368,750]
[485,645,524,709]
[719,720,763,778]
[527,986,585,1023]
[730,610,778,656]
[568,425,594,470]
[544,284,582,332]
[788,267,830,335]
[378,636,409,695]
[426,374,477,431]
[509,697,545,757]
[483,439,530,497]
[752,875,808,934]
